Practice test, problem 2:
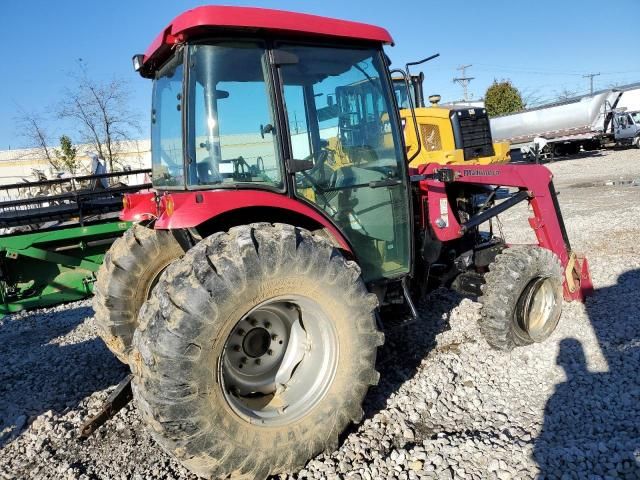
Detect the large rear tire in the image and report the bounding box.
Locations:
[479,246,563,351]
[131,223,383,479]
[93,224,184,363]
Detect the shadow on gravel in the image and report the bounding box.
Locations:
[363,289,464,420]
[534,269,640,479]
[0,305,128,447]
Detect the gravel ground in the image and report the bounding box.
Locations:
[1,149,639,480]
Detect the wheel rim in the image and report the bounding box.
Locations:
[144,261,174,301]
[220,295,338,426]
[516,276,560,340]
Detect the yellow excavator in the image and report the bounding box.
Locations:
[298,56,510,205]
[392,69,510,167]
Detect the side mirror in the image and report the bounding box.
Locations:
[327,95,335,107]
[260,123,274,139]
[216,89,230,99]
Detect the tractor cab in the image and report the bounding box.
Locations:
[95,8,592,479]
[139,7,413,282]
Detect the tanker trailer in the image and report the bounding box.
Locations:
[490,90,623,160]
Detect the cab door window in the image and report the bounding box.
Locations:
[279,45,411,282]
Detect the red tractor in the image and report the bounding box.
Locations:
[92,6,592,479]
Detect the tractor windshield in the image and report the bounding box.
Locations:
[151,42,283,189]
[151,52,185,188]
[186,42,283,189]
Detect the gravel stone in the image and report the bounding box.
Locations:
[1,149,639,479]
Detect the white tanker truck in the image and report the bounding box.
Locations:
[490,85,640,160]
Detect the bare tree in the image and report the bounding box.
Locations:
[59,62,141,172]
[520,87,544,108]
[14,106,56,168]
[555,87,578,101]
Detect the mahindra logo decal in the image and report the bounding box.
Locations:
[463,169,501,176]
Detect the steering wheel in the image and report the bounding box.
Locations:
[251,156,265,176]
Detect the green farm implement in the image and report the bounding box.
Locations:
[0,169,151,316]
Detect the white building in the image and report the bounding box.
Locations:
[0,140,151,185]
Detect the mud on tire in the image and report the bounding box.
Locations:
[93,224,184,363]
[131,223,383,479]
[479,245,563,351]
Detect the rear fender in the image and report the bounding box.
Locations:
[152,190,351,251]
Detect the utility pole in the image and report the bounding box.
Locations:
[453,64,475,102]
[583,72,601,95]
[293,111,300,134]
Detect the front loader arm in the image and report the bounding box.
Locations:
[416,163,593,302]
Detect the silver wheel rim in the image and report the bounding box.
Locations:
[220,295,338,426]
[517,276,560,340]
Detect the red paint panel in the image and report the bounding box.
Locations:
[143,6,393,63]
[120,192,157,222]
[416,163,591,302]
[151,190,351,251]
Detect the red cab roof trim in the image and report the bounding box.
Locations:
[143,6,393,65]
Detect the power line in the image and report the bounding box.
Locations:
[474,63,640,78]
[453,64,474,101]
[474,63,584,76]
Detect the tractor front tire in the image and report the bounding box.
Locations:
[93,224,184,363]
[479,246,563,351]
[131,223,383,479]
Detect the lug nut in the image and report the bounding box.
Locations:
[267,349,274,356]
[233,345,241,352]
[249,318,258,326]
[237,329,245,336]
[240,357,247,363]
[255,358,262,365]
[271,334,278,341]
[264,321,271,329]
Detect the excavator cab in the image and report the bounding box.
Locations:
[393,73,425,108]
[391,74,511,167]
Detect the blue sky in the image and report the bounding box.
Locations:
[1,0,639,150]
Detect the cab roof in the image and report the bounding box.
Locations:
[141,6,393,75]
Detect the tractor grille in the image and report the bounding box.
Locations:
[454,109,495,160]
[420,124,442,151]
